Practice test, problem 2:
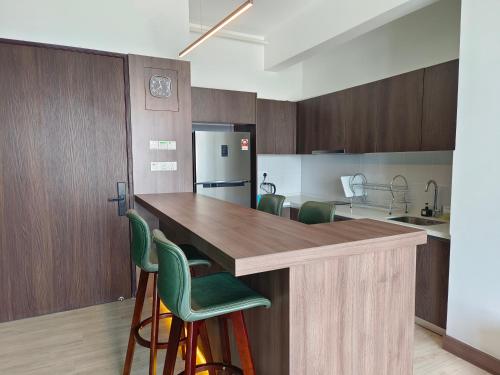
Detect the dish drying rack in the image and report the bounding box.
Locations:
[348,173,410,215]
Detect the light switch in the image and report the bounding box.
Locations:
[151,161,177,172]
[150,140,159,150]
[159,140,176,150]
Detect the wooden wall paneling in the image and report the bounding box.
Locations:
[290,247,417,375]
[376,70,424,152]
[191,87,256,124]
[0,42,131,322]
[346,81,379,153]
[421,60,459,151]
[415,237,450,329]
[128,55,193,196]
[241,269,290,375]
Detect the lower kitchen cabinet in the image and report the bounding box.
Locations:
[415,236,450,330]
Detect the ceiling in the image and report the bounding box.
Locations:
[188,0,318,37]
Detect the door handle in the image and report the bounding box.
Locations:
[108,182,127,216]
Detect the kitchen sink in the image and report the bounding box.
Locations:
[388,216,444,226]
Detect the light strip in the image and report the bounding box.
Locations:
[179,0,253,58]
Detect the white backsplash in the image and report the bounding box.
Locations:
[301,151,454,214]
[257,155,302,196]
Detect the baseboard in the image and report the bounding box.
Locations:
[443,335,500,375]
[415,317,445,336]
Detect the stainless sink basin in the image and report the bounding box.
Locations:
[388,216,444,226]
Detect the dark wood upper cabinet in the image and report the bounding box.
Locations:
[256,99,296,154]
[297,97,320,154]
[346,82,379,154]
[192,87,256,124]
[421,60,459,151]
[376,69,424,152]
[297,91,348,154]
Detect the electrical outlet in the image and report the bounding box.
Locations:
[150,140,159,150]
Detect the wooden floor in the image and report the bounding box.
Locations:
[0,299,490,375]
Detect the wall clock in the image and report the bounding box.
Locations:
[149,75,172,98]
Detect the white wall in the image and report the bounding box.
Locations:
[447,0,500,359]
[0,0,189,58]
[257,155,302,196]
[300,0,460,99]
[188,34,302,101]
[301,152,453,213]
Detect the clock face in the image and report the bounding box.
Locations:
[149,75,172,98]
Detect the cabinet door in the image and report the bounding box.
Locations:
[297,97,321,154]
[256,99,277,154]
[316,91,349,151]
[415,237,450,329]
[275,101,297,154]
[257,99,296,154]
[421,60,459,151]
[377,70,424,152]
[346,81,379,153]
[192,87,256,124]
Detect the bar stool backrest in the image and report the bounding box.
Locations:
[126,209,157,272]
[298,201,336,224]
[152,229,193,321]
[257,194,286,216]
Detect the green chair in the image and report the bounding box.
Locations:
[257,194,286,216]
[153,229,271,375]
[123,210,211,375]
[297,201,336,224]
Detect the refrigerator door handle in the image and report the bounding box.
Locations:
[196,180,250,188]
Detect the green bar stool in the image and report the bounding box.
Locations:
[123,210,212,375]
[297,201,336,224]
[257,194,286,216]
[152,230,271,375]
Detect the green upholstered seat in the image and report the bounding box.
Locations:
[257,194,286,216]
[297,201,336,225]
[153,229,271,323]
[126,209,210,273]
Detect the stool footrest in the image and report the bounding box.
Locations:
[133,312,184,350]
[176,363,243,375]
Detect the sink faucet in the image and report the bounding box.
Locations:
[425,180,440,217]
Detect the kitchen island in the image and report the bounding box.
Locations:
[135,193,427,375]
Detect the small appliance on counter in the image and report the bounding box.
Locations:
[193,126,252,207]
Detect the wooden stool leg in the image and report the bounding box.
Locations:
[163,316,183,375]
[123,269,149,375]
[230,312,255,375]
[198,321,215,375]
[219,316,232,365]
[185,321,201,375]
[149,273,160,375]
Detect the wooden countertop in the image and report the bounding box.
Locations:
[135,193,427,276]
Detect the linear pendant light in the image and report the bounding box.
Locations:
[179,0,253,58]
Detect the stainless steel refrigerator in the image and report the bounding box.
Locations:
[193,130,252,207]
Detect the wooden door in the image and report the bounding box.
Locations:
[0,42,131,322]
[346,81,380,153]
[376,70,424,152]
[421,60,459,151]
